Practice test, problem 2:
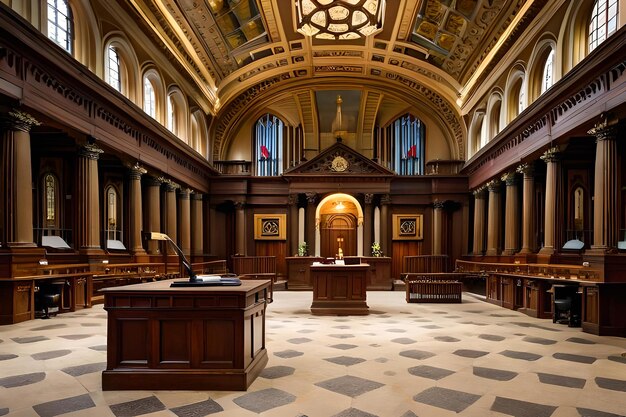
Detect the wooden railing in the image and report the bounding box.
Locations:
[455,260,599,281]
[232,256,276,302]
[192,260,228,275]
[402,255,449,274]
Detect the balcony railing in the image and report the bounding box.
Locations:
[213,160,251,175]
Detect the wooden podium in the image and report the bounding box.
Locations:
[101,279,270,391]
[310,264,369,315]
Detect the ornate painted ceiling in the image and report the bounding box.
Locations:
[119,0,547,158]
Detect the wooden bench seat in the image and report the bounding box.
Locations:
[406,280,462,303]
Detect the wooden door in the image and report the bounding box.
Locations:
[320,213,357,258]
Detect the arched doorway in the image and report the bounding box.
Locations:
[315,193,364,257]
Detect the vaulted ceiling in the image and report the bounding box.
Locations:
[118,0,547,158]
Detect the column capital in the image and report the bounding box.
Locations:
[587,114,618,141]
[487,179,501,193]
[145,176,163,187]
[79,143,104,160]
[178,188,191,199]
[128,162,147,179]
[473,187,486,198]
[380,194,392,205]
[163,179,180,192]
[516,163,534,177]
[288,194,299,206]
[540,145,560,163]
[501,171,517,186]
[234,200,246,210]
[433,200,445,210]
[305,192,317,205]
[364,193,374,204]
[0,110,41,132]
[191,191,204,201]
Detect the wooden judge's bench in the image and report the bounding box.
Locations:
[310,263,369,315]
[101,279,270,391]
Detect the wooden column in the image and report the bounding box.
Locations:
[588,119,618,252]
[485,180,501,256]
[305,192,317,255]
[77,143,104,255]
[502,171,519,255]
[0,110,39,247]
[517,163,535,254]
[145,177,162,255]
[288,194,299,257]
[432,200,444,255]
[128,163,146,255]
[539,147,559,255]
[190,192,203,257]
[178,188,191,258]
[234,201,246,255]
[163,180,179,254]
[380,194,391,256]
[363,193,373,255]
[472,188,486,255]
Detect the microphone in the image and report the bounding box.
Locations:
[145,232,241,287]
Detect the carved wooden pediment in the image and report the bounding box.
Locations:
[283,141,395,177]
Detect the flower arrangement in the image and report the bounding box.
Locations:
[297,241,308,257]
[371,241,382,257]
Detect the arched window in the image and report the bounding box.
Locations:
[143,76,156,118]
[166,88,188,142]
[44,173,58,228]
[487,92,503,141]
[506,69,526,123]
[255,114,284,176]
[167,95,176,134]
[106,45,121,92]
[106,186,118,240]
[469,111,486,156]
[386,113,425,175]
[47,0,73,54]
[541,49,555,94]
[589,0,619,52]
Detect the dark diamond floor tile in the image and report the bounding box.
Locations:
[109,396,166,417]
[274,349,304,358]
[334,325,351,329]
[80,323,103,327]
[413,387,480,413]
[31,324,67,331]
[32,349,72,361]
[287,337,312,344]
[297,329,316,333]
[473,366,518,381]
[11,336,49,344]
[490,396,557,417]
[490,313,519,317]
[325,356,366,366]
[510,322,560,332]
[329,334,355,339]
[523,336,557,345]
[434,336,460,342]
[315,375,384,398]
[500,350,542,361]
[332,407,378,417]
[479,334,505,341]
[553,353,596,364]
[421,325,443,329]
[386,328,407,333]
[59,334,91,340]
[329,344,358,350]
[399,349,436,360]
[170,399,224,416]
[537,372,586,388]
[374,357,388,363]
[391,338,417,344]
[576,407,625,417]
[408,365,454,380]
[400,411,418,417]
[0,372,46,388]
[454,349,489,358]
[88,345,108,351]
[0,354,18,361]
[32,393,95,417]
[0,408,7,416]
[260,365,295,379]
[567,337,596,345]
[595,377,626,392]
[233,388,296,413]
[61,362,106,377]
[607,355,626,365]
[460,321,489,326]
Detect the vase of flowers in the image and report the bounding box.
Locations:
[371,241,382,257]
[298,241,308,257]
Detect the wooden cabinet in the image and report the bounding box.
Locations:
[101,279,270,391]
[360,257,392,290]
[581,283,626,337]
[286,257,323,290]
[310,264,369,315]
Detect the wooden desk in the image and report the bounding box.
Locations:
[310,264,369,315]
[101,279,270,391]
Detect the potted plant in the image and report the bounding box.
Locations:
[371,241,382,257]
[298,241,308,257]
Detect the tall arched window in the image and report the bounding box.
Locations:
[167,95,176,134]
[541,49,555,94]
[106,45,121,92]
[105,186,119,241]
[387,113,425,175]
[47,0,73,53]
[589,0,619,52]
[143,76,156,118]
[255,114,284,176]
[44,173,58,228]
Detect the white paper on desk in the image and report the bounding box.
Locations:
[195,275,223,282]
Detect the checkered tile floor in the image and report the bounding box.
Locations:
[1,291,625,416]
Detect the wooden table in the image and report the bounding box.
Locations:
[310,263,369,315]
[101,279,270,391]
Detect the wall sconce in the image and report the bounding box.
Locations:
[295,0,385,40]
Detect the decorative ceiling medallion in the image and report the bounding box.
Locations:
[295,0,385,40]
[331,155,349,172]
